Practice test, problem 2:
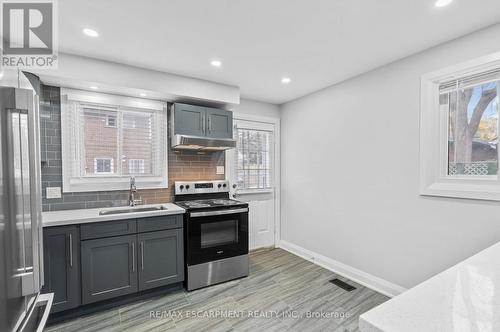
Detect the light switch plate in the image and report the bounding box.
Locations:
[46,187,62,199]
[216,166,225,175]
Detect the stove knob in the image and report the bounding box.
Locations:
[223,183,227,188]
[218,184,222,188]
[186,185,190,190]
[180,185,184,190]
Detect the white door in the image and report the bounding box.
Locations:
[226,118,278,250]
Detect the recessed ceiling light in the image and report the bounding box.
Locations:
[435,0,453,7]
[89,86,98,90]
[281,77,291,84]
[140,93,147,97]
[211,60,222,67]
[83,28,99,37]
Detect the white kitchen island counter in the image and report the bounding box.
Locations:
[359,241,500,332]
[42,203,185,227]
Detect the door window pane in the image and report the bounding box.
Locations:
[236,128,273,189]
[442,81,499,176]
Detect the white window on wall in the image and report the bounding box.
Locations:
[105,114,117,127]
[420,53,500,200]
[94,157,114,174]
[61,88,168,192]
[235,127,273,190]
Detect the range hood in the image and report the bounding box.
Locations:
[171,134,236,151]
[170,102,236,151]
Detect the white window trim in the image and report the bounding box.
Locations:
[61,88,168,193]
[420,51,500,201]
[94,157,114,174]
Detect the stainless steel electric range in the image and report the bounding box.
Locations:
[174,180,249,291]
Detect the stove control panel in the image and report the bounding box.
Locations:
[175,180,230,195]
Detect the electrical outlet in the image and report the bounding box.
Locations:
[46,187,61,199]
[216,166,225,175]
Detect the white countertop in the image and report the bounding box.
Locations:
[42,203,185,227]
[359,242,500,332]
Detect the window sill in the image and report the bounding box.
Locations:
[63,176,167,193]
[420,181,500,201]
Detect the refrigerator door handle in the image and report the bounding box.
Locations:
[18,293,54,332]
[35,293,53,332]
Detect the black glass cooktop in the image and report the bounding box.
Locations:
[174,198,247,210]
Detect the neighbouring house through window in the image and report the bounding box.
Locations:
[94,157,114,174]
[61,89,168,192]
[105,114,117,127]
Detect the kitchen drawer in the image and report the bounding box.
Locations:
[81,219,137,240]
[137,214,183,233]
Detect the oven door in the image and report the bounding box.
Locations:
[186,208,248,266]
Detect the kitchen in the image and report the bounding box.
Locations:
[2,1,500,332]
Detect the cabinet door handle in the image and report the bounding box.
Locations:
[202,116,206,134]
[69,234,73,267]
[140,241,144,270]
[131,242,136,272]
[207,117,211,133]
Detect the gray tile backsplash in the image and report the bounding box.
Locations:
[40,85,225,212]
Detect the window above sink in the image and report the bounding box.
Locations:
[60,88,168,193]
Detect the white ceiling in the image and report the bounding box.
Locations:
[59,0,500,104]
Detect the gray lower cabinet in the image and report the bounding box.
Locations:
[81,234,138,304]
[42,226,80,313]
[138,229,184,291]
[43,214,185,312]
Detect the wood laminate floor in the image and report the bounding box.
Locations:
[46,248,389,332]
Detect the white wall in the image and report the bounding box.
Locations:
[280,23,500,290]
[234,98,280,119]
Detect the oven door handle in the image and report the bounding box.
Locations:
[189,208,248,218]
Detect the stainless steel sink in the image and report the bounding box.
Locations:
[99,206,168,216]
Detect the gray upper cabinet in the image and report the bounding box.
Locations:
[138,229,184,291]
[42,226,80,313]
[205,107,233,139]
[81,234,138,304]
[173,103,206,137]
[173,103,233,138]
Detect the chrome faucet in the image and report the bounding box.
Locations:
[128,177,142,206]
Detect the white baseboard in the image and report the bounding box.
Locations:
[278,240,407,298]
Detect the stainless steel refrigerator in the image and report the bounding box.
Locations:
[0,70,53,332]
